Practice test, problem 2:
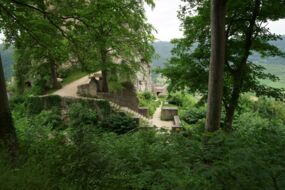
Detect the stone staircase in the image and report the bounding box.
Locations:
[109,101,153,127]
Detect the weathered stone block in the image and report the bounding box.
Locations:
[138,107,149,118]
[77,84,90,96]
[160,106,178,121]
[172,115,182,132]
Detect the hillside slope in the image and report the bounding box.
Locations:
[152,36,285,88]
[152,36,285,68]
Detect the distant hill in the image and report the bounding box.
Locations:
[152,41,174,68]
[1,36,285,80]
[0,44,14,79]
[152,36,285,88]
[152,35,285,68]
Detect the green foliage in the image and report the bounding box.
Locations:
[167,94,183,107]
[1,0,155,94]
[77,98,111,118]
[159,0,285,127]
[98,112,138,135]
[3,100,285,190]
[167,92,198,107]
[182,106,207,124]
[31,109,63,129]
[140,91,155,100]
[26,95,61,115]
[68,103,99,145]
[58,69,88,87]
[68,103,98,127]
[239,97,285,125]
[138,92,160,116]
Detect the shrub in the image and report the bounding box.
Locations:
[5,94,285,190]
[4,121,285,190]
[31,109,63,129]
[98,112,138,134]
[26,95,62,115]
[139,91,155,101]
[167,92,197,108]
[68,103,98,127]
[167,94,183,106]
[181,106,207,124]
[138,92,160,116]
[68,103,99,144]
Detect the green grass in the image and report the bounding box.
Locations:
[137,92,161,116]
[61,70,88,86]
[163,103,178,108]
[259,63,285,89]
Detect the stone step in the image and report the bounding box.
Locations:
[109,101,152,126]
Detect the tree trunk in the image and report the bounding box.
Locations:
[224,0,261,130]
[205,0,226,132]
[100,48,109,92]
[0,54,18,157]
[50,62,61,89]
[101,69,109,92]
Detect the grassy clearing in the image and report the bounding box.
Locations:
[260,63,285,89]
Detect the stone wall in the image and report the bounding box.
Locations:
[96,82,139,112]
[77,77,140,112]
[160,106,178,121]
[26,95,111,119]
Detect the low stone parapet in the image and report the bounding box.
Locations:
[77,84,90,97]
[138,107,149,118]
[172,115,182,132]
[161,106,178,121]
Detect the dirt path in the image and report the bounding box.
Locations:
[53,75,90,97]
[53,75,174,129]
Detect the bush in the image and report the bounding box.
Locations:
[167,92,197,108]
[4,95,285,190]
[3,120,285,190]
[26,95,62,115]
[98,112,138,135]
[31,109,63,129]
[68,103,98,127]
[181,106,207,124]
[167,94,183,106]
[138,92,160,116]
[139,91,155,101]
[68,103,99,144]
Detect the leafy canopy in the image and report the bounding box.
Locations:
[160,0,285,101]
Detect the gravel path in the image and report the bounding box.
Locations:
[53,75,90,97]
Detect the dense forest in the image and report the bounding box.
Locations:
[1,0,285,189]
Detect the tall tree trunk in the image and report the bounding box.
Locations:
[0,54,18,157]
[100,48,109,92]
[50,62,61,89]
[224,0,261,131]
[101,69,109,92]
[206,0,226,132]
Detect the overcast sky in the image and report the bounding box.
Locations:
[145,0,285,41]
